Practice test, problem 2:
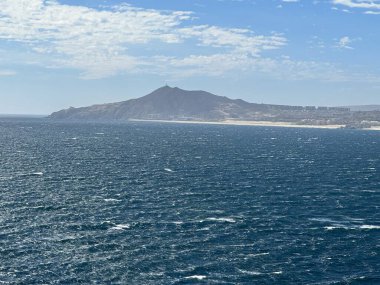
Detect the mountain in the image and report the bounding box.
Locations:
[49,86,380,128]
[49,86,257,121]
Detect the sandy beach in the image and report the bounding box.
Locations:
[365,126,380,131]
[130,119,380,131]
[130,119,346,129]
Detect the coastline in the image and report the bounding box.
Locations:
[129,119,345,129]
[130,119,380,130]
[365,126,380,131]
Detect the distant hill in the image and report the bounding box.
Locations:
[49,86,380,128]
[49,86,258,121]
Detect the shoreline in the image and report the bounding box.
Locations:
[129,119,345,129]
[130,119,380,131]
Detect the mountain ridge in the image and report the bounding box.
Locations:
[49,86,380,128]
[49,86,256,121]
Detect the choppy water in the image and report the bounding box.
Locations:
[0,118,379,284]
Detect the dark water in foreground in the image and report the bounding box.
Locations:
[0,119,379,284]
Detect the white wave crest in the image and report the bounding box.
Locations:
[184,275,207,280]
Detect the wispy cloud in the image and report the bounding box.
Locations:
[164,53,351,82]
[332,0,380,12]
[0,1,377,84]
[0,0,286,79]
[364,10,380,13]
[178,26,286,56]
[336,36,354,49]
[0,0,192,78]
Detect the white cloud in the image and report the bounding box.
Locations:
[154,51,380,84]
[0,0,193,78]
[0,1,376,84]
[152,52,351,82]
[0,0,286,79]
[333,0,380,10]
[178,26,286,56]
[336,36,354,49]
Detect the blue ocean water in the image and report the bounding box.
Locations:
[0,118,379,284]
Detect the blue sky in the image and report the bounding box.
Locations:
[0,0,380,114]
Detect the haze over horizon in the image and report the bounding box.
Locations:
[1,0,380,114]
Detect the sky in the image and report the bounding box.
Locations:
[0,0,380,114]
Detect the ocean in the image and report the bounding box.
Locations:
[0,118,379,284]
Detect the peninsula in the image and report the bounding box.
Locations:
[49,86,380,129]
